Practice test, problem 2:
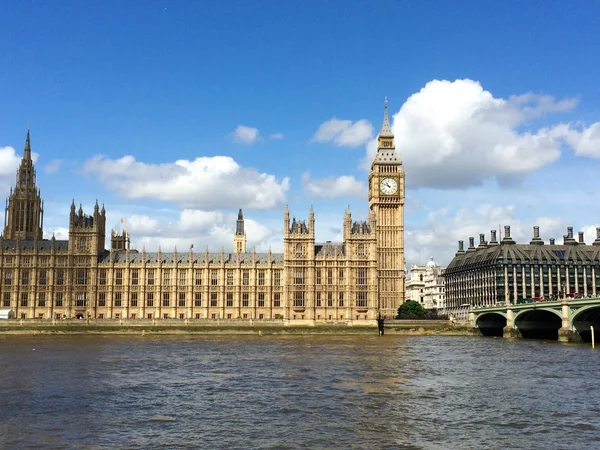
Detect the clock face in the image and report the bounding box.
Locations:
[380,177,398,195]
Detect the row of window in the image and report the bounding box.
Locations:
[4,290,370,309]
[1,267,373,287]
[2,256,70,266]
[4,269,71,286]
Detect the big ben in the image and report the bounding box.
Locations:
[368,99,406,318]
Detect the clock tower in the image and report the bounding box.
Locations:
[368,99,406,318]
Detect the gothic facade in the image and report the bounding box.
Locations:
[1,104,405,322]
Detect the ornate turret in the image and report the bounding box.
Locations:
[2,130,44,240]
[233,208,247,254]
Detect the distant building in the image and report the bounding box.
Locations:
[406,257,445,311]
[444,225,600,321]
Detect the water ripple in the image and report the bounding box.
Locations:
[0,335,598,449]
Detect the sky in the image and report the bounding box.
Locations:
[1,0,600,268]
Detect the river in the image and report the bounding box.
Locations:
[0,335,597,449]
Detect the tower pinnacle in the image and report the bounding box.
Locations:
[24,129,32,161]
[234,208,247,253]
[379,97,394,138]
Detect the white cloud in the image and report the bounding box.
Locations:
[405,203,573,267]
[43,226,69,240]
[43,159,62,174]
[230,125,261,145]
[0,147,22,178]
[312,118,373,147]
[556,122,600,158]
[270,133,284,140]
[301,172,367,199]
[116,209,280,253]
[360,79,599,188]
[82,155,290,210]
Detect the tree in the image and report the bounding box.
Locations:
[396,300,428,319]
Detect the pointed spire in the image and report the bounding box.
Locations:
[236,208,245,236]
[24,129,32,161]
[379,97,394,138]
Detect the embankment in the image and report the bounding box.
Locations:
[0,319,477,336]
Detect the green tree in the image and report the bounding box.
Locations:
[396,300,428,319]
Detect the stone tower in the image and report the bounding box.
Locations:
[233,208,247,254]
[68,199,107,257]
[368,99,406,318]
[3,130,44,240]
[283,205,315,318]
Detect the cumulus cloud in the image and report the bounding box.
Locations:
[43,159,62,174]
[405,203,570,267]
[43,226,69,240]
[312,118,373,147]
[0,147,23,178]
[230,125,261,145]
[301,172,367,199]
[360,79,599,188]
[82,155,290,210]
[555,122,600,158]
[115,209,280,253]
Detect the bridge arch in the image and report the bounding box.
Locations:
[571,305,600,343]
[514,308,562,340]
[475,312,507,337]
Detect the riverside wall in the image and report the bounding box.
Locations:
[0,318,477,336]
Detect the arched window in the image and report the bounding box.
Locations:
[357,244,365,257]
[419,274,423,282]
[295,243,303,257]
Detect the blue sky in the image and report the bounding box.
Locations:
[1,1,599,266]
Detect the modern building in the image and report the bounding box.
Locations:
[0,102,406,321]
[405,257,445,311]
[444,225,600,320]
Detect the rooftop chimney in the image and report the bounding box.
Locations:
[489,229,499,246]
[578,231,585,244]
[457,240,465,254]
[549,238,556,245]
[478,233,487,248]
[501,225,516,244]
[594,227,600,246]
[530,226,543,245]
[467,237,476,251]
[564,227,577,245]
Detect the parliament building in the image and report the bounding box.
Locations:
[1,103,406,321]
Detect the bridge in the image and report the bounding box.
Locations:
[471,297,600,342]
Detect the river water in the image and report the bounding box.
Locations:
[0,334,597,449]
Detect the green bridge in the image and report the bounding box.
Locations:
[471,297,600,342]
